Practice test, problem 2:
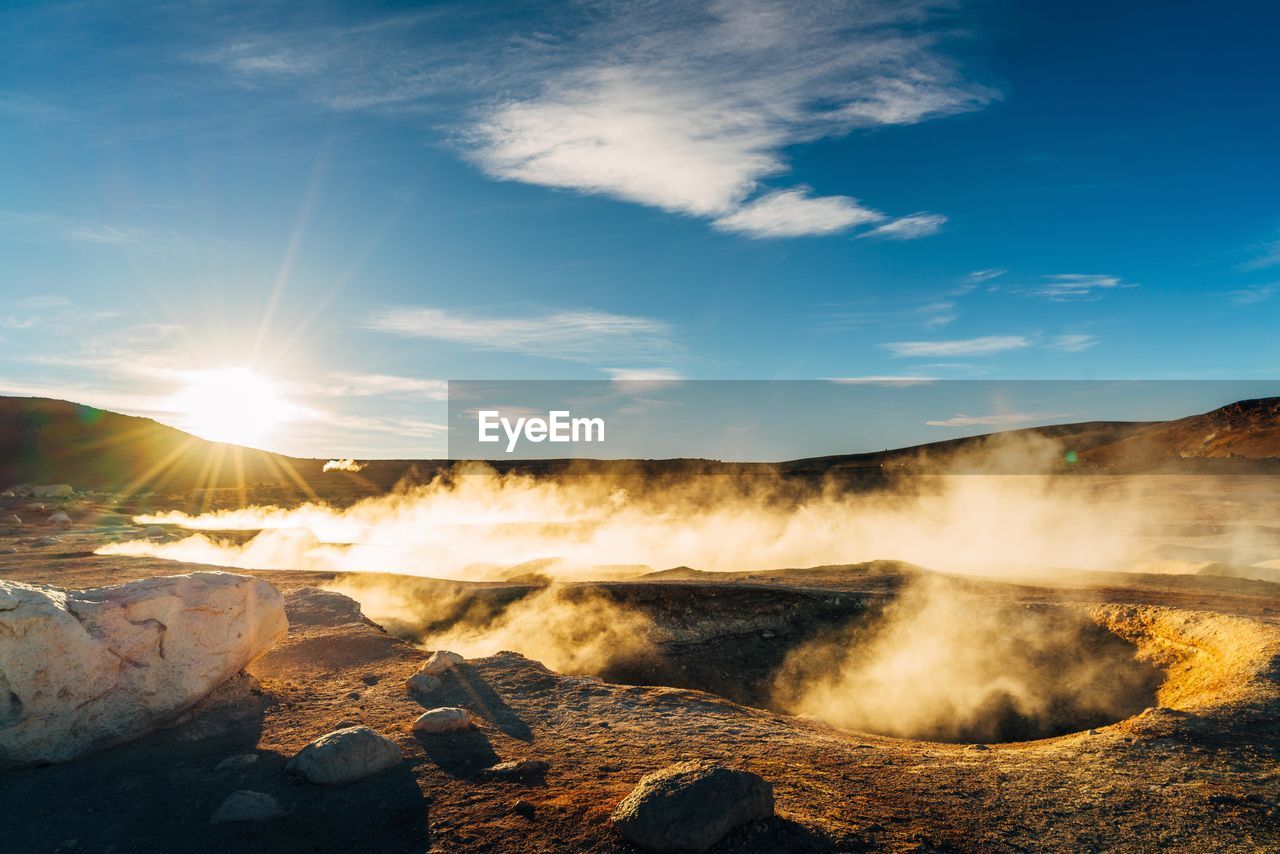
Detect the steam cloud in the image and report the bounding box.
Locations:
[323,458,365,472]
[97,442,1168,581]
[328,577,656,677]
[770,576,1161,742]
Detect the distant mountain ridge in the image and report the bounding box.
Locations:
[1,395,1277,496]
[0,397,310,493]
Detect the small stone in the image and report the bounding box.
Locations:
[419,650,464,677]
[286,726,403,785]
[412,707,473,734]
[4,514,22,527]
[512,799,536,818]
[968,744,990,751]
[215,753,259,771]
[484,759,549,780]
[405,669,442,694]
[47,512,72,526]
[211,790,283,823]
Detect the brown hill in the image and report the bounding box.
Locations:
[1,395,1277,496]
[1083,397,1280,466]
[0,397,325,494]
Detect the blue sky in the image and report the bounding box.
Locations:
[1,0,1278,457]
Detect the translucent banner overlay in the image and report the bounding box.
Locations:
[446,380,1280,471]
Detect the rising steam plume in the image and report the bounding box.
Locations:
[94,438,1211,743]
[770,575,1163,742]
[98,436,1169,581]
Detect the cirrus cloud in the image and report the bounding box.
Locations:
[363,306,677,366]
[859,212,949,241]
[712,188,885,238]
[884,335,1031,358]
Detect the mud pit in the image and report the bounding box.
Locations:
[337,576,1166,744]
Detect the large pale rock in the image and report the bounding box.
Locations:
[610,762,774,853]
[420,649,464,676]
[32,484,74,499]
[412,707,473,734]
[0,572,287,765]
[286,726,403,784]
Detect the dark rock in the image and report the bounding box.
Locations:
[284,587,369,628]
[286,726,402,785]
[211,790,283,823]
[610,761,774,853]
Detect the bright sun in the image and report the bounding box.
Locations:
[169,367,295,447]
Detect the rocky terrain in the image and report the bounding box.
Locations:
[1,531,1277,851]
[1,396,1278,851]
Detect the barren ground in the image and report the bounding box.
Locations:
[2,489,1279,853]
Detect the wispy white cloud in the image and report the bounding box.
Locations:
[0,90,76,124]
[919,301,958,329]
[197,2,991,238]
[817,298,959,332]
[828,376,936,386]
[712,188,884,238]
[926,411,1069,427]
[466,3,992,236]
[1026,273,1135,302]
[605,368,684,382]
[1239,239,1280,272]
[1046,333,1099,352]
[317,373,449,400]
[200,39,318,76]
[966,268,1006,283]
[859,212,948,240]
[364,306,677,365]
[322,411,447,438]
[1228,284,1275,304]
[0,210,188,248]
[884,335,1030,358]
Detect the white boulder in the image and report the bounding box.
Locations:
[420,649,464,677]
[0,572,287,765]
[286,726,403,784]
[47,512,72,527]
[32,484,74,499]
[412,707,473,734]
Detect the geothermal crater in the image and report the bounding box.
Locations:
[340,575,1166,744]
